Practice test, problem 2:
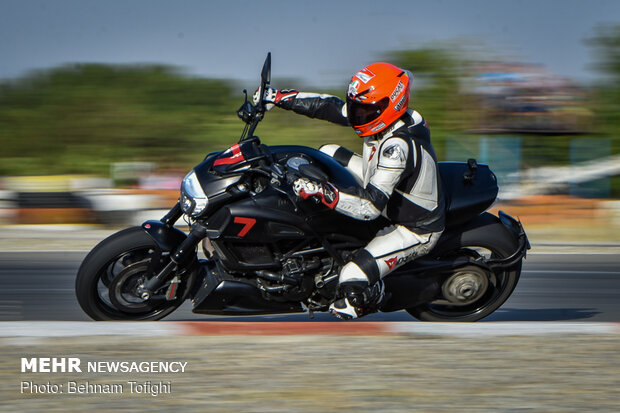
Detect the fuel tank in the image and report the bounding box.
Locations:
[269,145,360,188]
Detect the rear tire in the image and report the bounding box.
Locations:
[406,232,522,322]
[75,227,193,321]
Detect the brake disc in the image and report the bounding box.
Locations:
[441,266,489,305]
[108,261,163,313]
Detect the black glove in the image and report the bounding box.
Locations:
[252,86,298,111]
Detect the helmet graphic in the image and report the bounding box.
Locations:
[346,62,410,137]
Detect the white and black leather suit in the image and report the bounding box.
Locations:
[277,92,445,287]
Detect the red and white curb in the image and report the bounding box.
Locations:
[0,321,618,338]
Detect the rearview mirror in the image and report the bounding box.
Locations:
[261,52,271,86]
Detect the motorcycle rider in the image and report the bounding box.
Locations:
[254,62,445,319]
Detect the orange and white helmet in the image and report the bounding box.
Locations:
[346,62,410,137]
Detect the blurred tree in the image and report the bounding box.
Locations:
[588,25,620,136]
[0,64,237,176]
[0,55,475,177]
[587,24,620,196]
[1,40,615,191]
[386,47,477,158]
[589,24,620,83]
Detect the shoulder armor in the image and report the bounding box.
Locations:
[411,110,423,126]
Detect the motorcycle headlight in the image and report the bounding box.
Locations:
[180,170,208,217]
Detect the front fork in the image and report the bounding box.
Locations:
[137,202,205,300]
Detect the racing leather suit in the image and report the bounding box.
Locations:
[277,92,445,300]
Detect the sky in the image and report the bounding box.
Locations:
[1,0,620,88]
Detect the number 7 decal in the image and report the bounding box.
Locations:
[233,217,257,237]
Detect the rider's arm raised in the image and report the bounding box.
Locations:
[273,90,350,126]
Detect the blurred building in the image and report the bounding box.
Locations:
[468,62,591,134]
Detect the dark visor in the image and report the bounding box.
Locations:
[346,97,389,126]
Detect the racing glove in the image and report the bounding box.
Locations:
[293,178,339,209]
[253,86,298,111]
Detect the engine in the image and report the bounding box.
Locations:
[202,235,346,307]
[254,255,331,303]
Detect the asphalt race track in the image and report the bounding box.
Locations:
[0,252,618,322]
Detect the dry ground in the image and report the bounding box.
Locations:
[2,334,619,412]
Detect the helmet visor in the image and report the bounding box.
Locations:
[346,97,389,127]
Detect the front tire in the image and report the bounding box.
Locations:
[75,227,193,320]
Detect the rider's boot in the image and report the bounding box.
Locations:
[329,280,385,320]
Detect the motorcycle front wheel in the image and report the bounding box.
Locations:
[75,227,194,321]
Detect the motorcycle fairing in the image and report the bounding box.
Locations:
[205,190,312,271]
[211,138,268,174]
[191,260,305,315]
[141,220,189,254]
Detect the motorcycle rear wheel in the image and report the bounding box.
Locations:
[406,239,521,322]
[75,227,193,320]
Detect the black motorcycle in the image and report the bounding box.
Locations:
[76,53,529,322]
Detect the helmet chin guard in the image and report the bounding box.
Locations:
[346,62,410,137]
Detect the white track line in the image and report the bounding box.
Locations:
[390,321,620,337]
[0,321,185,337]
[0,321,618,338]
